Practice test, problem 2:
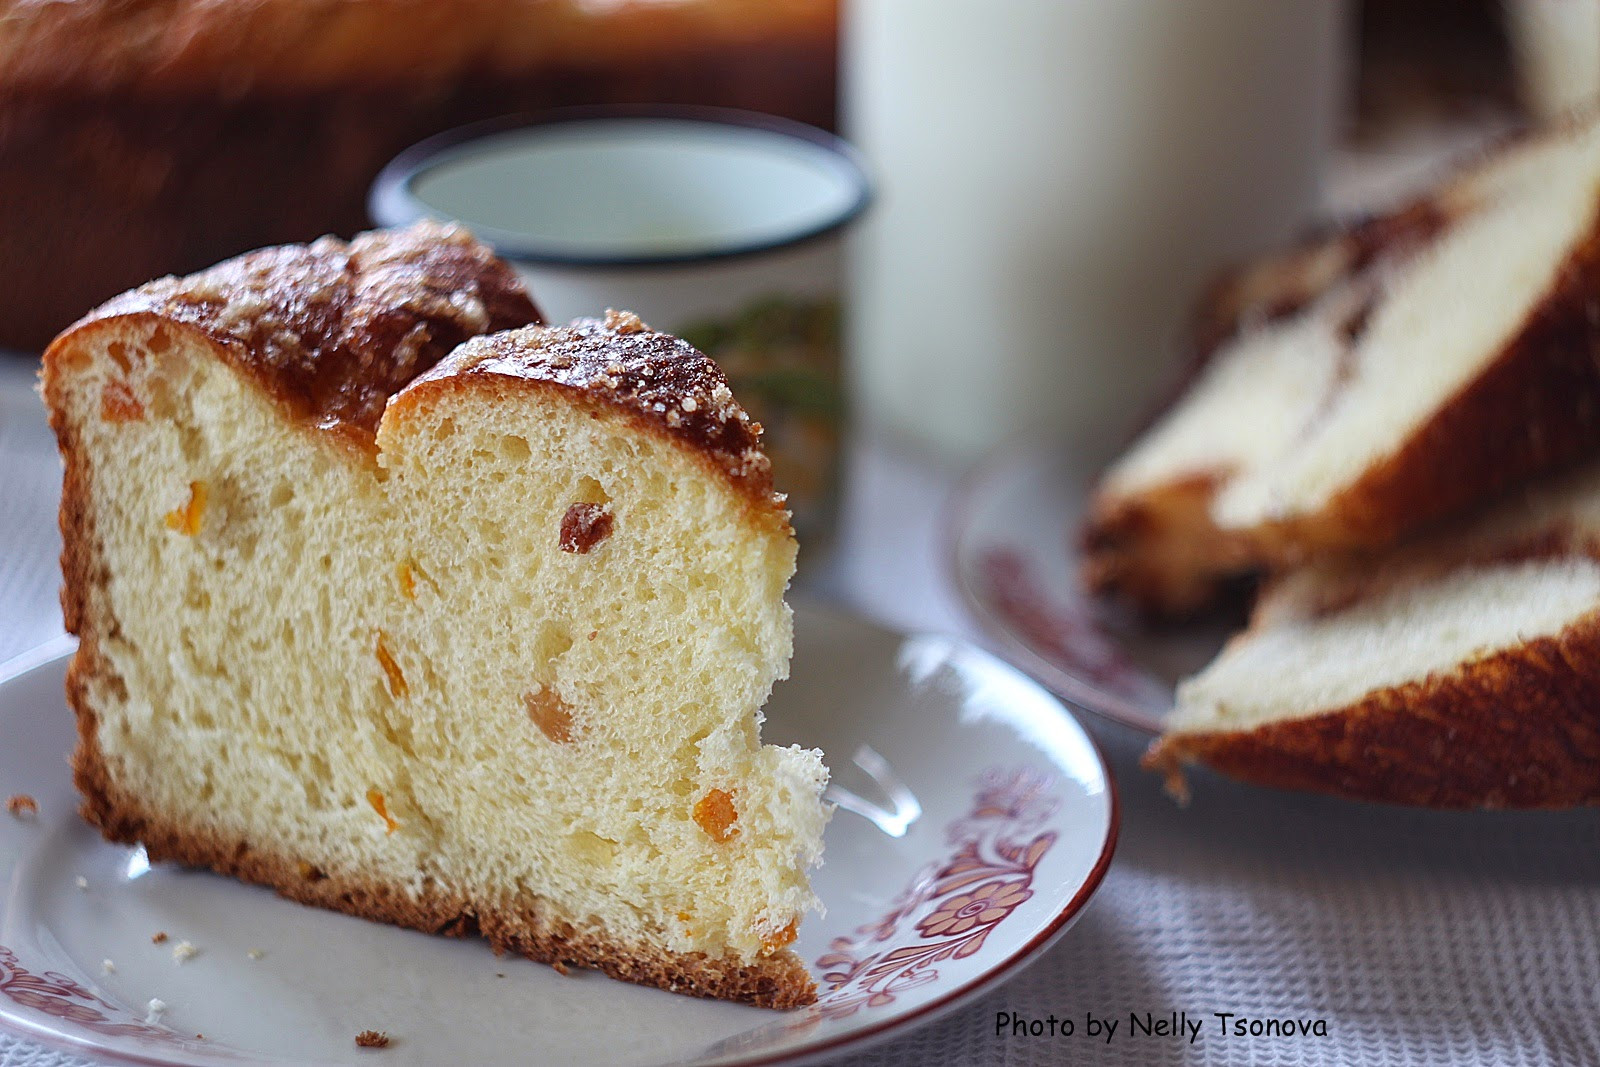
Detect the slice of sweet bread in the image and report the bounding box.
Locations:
[40,222,828,1007]
[1085,113,1600,615]
[1147,462,1600,808]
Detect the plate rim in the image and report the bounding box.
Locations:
[717,604,1121,1066]
[0,609,1119,1067]
[940,437,1167,736]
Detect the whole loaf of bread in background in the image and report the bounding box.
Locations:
[1084,112,1600,617]
[0,0,837,350]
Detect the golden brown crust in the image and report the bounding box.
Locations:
[1146,610,1600,809]
[71,738,815,1007]
[51,222,542,445]
[396,312,790,522]
[46,353,111,837]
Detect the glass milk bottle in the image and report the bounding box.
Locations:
[845,0,1347,462]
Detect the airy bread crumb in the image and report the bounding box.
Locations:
[41,226,827,1007]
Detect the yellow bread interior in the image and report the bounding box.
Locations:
[1170,556,1600,734]
[51,315,828,970]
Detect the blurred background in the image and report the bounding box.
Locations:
[0,0,1596,455]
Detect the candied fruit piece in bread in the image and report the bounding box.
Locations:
[41,223,829,1008]
[1148,462,1600,808]
[1085,112,1600,616]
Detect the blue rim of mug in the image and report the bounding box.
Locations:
[368,104,873,270]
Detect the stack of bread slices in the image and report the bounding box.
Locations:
[1084,113,1600,808]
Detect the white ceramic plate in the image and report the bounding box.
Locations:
[943,440,1237,735]
[0,603,1115,1066]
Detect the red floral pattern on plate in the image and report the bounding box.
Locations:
[916,880,1033,939]
[800,766,1059,1023]
[0,944,177,1041]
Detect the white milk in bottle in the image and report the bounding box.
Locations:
[845,0,1346,461]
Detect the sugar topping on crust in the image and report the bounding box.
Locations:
[66,221,542,442]
[412,311,783,509]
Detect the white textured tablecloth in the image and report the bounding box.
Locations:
[2,355,1598,1067]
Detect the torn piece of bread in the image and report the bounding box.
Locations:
[1085,113,1600,615]
[1148,462,1600,808]
[40,222,829,1008]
